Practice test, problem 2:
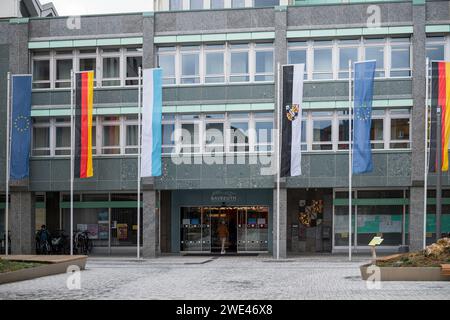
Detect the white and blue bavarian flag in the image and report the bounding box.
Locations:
[281,64,305,177]
[141,68,163,177]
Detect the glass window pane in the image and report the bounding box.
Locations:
[102,125,120,154]
[288,49,306,65]
[255,50,273,81]
[181,53,200,84]
[230,51,249,82]
[339,47,358,79]
[205,123,224,146]
[190,0,203,9]
[426,44,445,62]
[391,118,409,141]
[211,0,224,8]
[365,46,384,77]
[230,122,249,151]
[169,0,182,10]
[256,121,273,150]
[181,123,200,152]
[55,127,70,148]
[313,120,332,142]
[33,60,50,81]
[206,52,224,83]
[126,125,138,146]
[254,0,279,7]
[371,119,384,141]
[56,59,72,81]
[232,0,245,8]
[80,58,96,74]
[158,54,175,84]
[126,56,142,78]
[313,48,332,79]
[103,57,120,86]
[33,127,49,149]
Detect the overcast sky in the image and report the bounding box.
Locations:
[41,0,153,16]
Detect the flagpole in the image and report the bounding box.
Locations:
[137,67,142,260]
[423,58,429,249]
[5,72,11,256]
[348,60,353,262]
[276,62,281,260]
[70,69,74,256]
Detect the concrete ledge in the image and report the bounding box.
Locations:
[360,264,450,281]
[0,255,87,285]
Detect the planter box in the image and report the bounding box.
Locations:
[0,257,87,285]
[360,264,450,281]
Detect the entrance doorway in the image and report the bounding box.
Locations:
[180,206,269,253]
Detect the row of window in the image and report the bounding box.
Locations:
[31,109,410,157]
[32,47,142,89]
[167,0,279,11]
[157,43,274,85]
[30,36,411,90]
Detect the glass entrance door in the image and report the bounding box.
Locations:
[180,206,269,253]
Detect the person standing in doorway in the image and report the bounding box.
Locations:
[217,220,229,254]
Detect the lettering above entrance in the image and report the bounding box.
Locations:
[210,191,237,203]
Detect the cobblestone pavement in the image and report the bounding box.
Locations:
[0,255,449,300]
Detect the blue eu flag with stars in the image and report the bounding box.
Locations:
[10,75,32,181]
[352,61,376,174]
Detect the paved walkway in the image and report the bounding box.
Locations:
[0,255,449,300]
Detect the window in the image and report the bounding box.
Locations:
[180,115,201,153]
[158,47,176,85]
[125,54,142,86]
[180,46,200,84]
[232,0,245,8]
[169,0,182,10]
[190,0,203,9]
[102,117,121,154]
[32,120,50,156]
[125,116,139,154]
[371,110,384,149]
[162,115,176,154]
[390,109,410,149]
[337,110,351,150]
[364,38,385,77]
[426,37,445,62]
[102,56,120,87]
[229,113,249,152]
[55,119,71,155]
[312,111,333,150]
[33,59,50,89]
[205,114,225,153]
[230,44,249,82]
[211,0,224,8]
[255,116,273,152]
[205,45,225,83]
[255,44,274,82]
[288,42,307,79]
[390,38,411,77]
[254,0,279,7]
[55,59,72,88]
[313,41,333,80]
[338,40,359,79]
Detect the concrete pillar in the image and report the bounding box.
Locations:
[273,187,287,259]
[10,191,35,254]
[142,13,155,69]
[409,3,426,251]
[143,189,160,258]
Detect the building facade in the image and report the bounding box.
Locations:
[1,0,450,257]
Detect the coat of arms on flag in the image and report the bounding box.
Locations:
[286,104,299,121]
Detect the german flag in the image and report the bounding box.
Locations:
[74,71,94,178]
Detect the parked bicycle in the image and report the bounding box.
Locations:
[73,230,93,255]
[51,230,69,255]
[35,225,51,255]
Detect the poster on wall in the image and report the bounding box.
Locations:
[98,223,109,240]
[87,224,99,239]
[117,224,128,240]
[298,200,323,228]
